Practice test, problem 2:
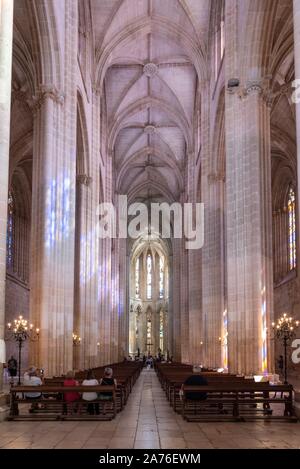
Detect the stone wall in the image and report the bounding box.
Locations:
[5,275,30,371]
[274,276,300,380]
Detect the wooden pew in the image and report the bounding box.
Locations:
[44,361,143,414]
[181,383,297,422]
[155,363,246,412]
[170,376,254,412]
[9,361,143,421]
[8,385,117,421]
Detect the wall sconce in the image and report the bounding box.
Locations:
[72,333,81,346]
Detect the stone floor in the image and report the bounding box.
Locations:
[0,369,300,449]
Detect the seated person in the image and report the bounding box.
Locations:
[63,370,80,414]
[182,374,208,401]
[99,367,117,400]
[23,365,38,382]
[23,367,42,410]
[82,369,99,415]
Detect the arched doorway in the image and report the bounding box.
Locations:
[129,238,170,358]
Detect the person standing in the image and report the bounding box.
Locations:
[8,355,17,382]
[277,355,284,381]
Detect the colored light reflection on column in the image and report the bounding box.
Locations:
[261,286,268,373]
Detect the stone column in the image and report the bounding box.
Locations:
[186,152,203,365]
[74,174,98,370]
[202,173,225,368]
[30,2,78,377]
[179,193,189,363]
[294,1,300,259]
[167,253,173,357]
[171,239,181,361]
[225,1,273,375]
[118,237,128,359]
[111,236,119,362]
[0,0,14,389]
[225,82,273,374]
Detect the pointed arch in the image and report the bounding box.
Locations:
[27,0,63,88]
[76,91,90,177]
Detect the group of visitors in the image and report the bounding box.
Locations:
[63,368,116,415]
[20,366,116,415]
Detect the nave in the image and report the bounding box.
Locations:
[1,369,300,449]
[1,0,300,452]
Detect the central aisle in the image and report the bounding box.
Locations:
[1,369,300,449]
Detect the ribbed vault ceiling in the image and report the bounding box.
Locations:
[93,0,211,203]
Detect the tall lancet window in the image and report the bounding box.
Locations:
[147,316,152,354]
[7,190,14,269]
[135,257,140,298]
[288,186,296,271]
[214,0,225,81]
[220,1,225,60]
[146,254,152,300]
[159,256,164,299]
[159,310,164,351]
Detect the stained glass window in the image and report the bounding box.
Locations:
[214,1,225,81]
[135,257,140,298]
[7,191,14,268]
[288,187,296,271]
[159,256,164,299]
[147,254,152,299]
[147,317,152,353]
[221,2,225,59]
[159,310,164,351]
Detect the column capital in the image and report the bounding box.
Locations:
[92,83,102,97]
[76,174,93,186]
[239,79,273,107]
[32,85,65,111]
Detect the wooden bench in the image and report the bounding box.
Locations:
[44,361,143,413]
[170,377,255,412]
[155,364,249,412]
[181,383,297,422]
[8,385,117,421]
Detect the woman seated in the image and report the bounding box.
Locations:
[82,369,99,415]
[63,370,80,415]
[98,368,117,413]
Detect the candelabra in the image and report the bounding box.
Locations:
[6,316,39,385]
[272,314,299,384]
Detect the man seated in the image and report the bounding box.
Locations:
[182,374,208,401]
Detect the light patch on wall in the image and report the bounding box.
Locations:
[261,286,268,373]
[222,309,228,370]
[45,177,74,250]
